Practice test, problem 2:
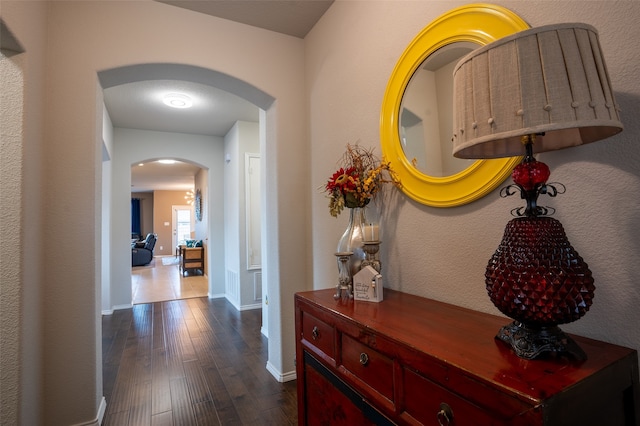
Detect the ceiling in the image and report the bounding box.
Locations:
[156,0,334,39]
[130,160,203,193]
[109,0,333,193]
[105,80,260,138]
[107,79,259,193]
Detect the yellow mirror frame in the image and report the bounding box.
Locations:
[380,4,529,207]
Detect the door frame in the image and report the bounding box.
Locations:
[172,204,194,253]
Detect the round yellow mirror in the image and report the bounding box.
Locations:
[380,4,529,207]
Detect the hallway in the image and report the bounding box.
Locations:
[102,296,297,425]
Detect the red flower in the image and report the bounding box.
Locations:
[326,167,357,193]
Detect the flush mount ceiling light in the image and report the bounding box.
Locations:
[162,93,193,109]
[157,159,176,164]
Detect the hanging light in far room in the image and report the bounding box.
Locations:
[185,190,195,205]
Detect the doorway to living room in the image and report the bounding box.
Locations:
[129,163,207,304]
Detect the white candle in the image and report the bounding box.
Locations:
[363,223,379,241]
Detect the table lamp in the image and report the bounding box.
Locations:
[452,23,623,359]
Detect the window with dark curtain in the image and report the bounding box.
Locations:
[131,198,141,238]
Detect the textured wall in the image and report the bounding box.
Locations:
[0,48,23,426]
[307,0,640,364]
[1,2,47,425]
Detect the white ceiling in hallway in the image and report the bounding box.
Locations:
[104,80,258,193]
[104,80,259,137]
[108,1,333,192]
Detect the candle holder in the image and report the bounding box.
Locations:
[334,252,353,301]
[361,241,381,273]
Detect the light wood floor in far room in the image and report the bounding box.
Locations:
[131,256,208,304]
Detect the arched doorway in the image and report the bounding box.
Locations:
[99,63,277,373]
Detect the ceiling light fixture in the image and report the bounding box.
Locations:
[162,93,193,109]
[158,159,176,164]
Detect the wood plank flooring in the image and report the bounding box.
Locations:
[102,297,298,425]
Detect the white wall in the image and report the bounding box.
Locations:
[101,107,114,315]
[224,121,261,309]
[307,0,640,369]
[112,128,226,305]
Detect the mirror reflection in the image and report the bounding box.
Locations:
[399,42,476,176]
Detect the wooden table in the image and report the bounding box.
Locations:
[295,288,639,425]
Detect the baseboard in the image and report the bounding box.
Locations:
[223,297,261,312]
[97,397,107,425]
[261,326,268,338]
[239,302,261,311]
[71,396,106,426]
[226,295,241,311]
[113,303,133,311]
[266,361,297,383]
[102,303,132,315]
[208,292,225,299]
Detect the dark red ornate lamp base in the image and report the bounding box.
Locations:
[486,216,595,360]
[496,321,587,361]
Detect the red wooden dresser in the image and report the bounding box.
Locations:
[295,289,639,425]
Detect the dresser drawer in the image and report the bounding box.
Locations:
[402,367,510,425]
[303,352,394,426]
[301,311,335,359]
[341,333,394,403]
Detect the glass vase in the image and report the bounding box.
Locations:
[335,207,367,283]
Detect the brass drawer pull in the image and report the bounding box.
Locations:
[437,402,453,426]
[359,352,369,366]
[311,326,319,340]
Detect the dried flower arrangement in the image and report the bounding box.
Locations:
[323,143,400,217]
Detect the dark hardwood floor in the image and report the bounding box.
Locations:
[102,297,298,425]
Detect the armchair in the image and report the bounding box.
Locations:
[132,233,157,266]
